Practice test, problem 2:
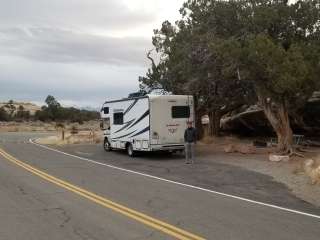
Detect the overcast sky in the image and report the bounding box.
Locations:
[0,0,184,108]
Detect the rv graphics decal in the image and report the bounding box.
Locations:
[129,126,150,138]
[114,118,136,134]
[112,130,137,140]
[127,110,149,130]
[124,99,139,115]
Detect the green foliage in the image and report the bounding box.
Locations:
[70,125,79,134]
[45,95,61,108]
[140,0,320,138]
[4,100,17,117]
[0,96,99,123]
[34,95,99,123]
[15,105,30,121]
[0,107,10,121]
[245,34,315,99]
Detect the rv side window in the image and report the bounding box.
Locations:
[172,106,190,118]
[103,107,109,114]
[113,112,124,125]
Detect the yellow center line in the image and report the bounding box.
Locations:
[0,148,205,240]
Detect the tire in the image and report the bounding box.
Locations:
[165,151,173,156]
[103,138,112,152]
[126,143,135,157]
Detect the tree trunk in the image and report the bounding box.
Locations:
[209,111,221,136]
[194,95,204,139]
[258,95,293,153]
[195,111,204,139]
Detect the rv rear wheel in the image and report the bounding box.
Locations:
[126,143,135,157]
[103,139,112,152]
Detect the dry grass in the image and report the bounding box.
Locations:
[36,130,103,145]
[199,136,276,155]
[0,120,100,132]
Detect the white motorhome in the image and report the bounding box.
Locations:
[100,95,194,156]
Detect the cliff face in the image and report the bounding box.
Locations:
[221,92,320,137]
[0,102,41,116]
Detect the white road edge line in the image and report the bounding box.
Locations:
[29,138,320,220]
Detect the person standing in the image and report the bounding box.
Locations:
[184,121,197,164]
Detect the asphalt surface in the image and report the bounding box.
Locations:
[0,132,319,240]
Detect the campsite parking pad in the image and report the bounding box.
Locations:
[54,143,320,215]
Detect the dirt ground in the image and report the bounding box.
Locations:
[197,136,320,207]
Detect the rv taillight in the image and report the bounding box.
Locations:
[152,132,159,139]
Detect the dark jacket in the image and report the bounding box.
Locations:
[184,127,197,143]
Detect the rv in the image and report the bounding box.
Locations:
[100,95,194,156]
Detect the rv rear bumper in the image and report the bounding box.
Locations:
[150,144,185,151]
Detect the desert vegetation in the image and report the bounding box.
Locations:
[0,95,99,123]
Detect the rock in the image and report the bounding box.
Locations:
[269,154,290,162]
[224,144,236,153]
[224,144,256,154]
[304,159,320,185]
[237,145,256,154]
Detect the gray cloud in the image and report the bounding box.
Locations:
[0,0,154,31]
[0,0,173,107]
[0,57,143,107]
[0,27,151,66]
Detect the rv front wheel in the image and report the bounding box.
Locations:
[104,139,112,152]
[126,143,135,157]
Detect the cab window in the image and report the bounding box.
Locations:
[103,107,109,114]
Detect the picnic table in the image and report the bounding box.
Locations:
[270,134,304,146]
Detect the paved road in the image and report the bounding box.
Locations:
[0,132,319,240]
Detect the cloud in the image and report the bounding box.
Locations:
[0,0,155,32]
[0,27,151,66]
[0,56,143,104]
[0,0,185,107]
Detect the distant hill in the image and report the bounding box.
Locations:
[0,101,41,115]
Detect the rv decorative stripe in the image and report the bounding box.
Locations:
[112,130,137,140]
[114,119,136,134]
[129,126,150,138]
[124,99,138,115]
[127,110,149,130]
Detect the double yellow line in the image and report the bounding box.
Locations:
[0,148,205,240]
